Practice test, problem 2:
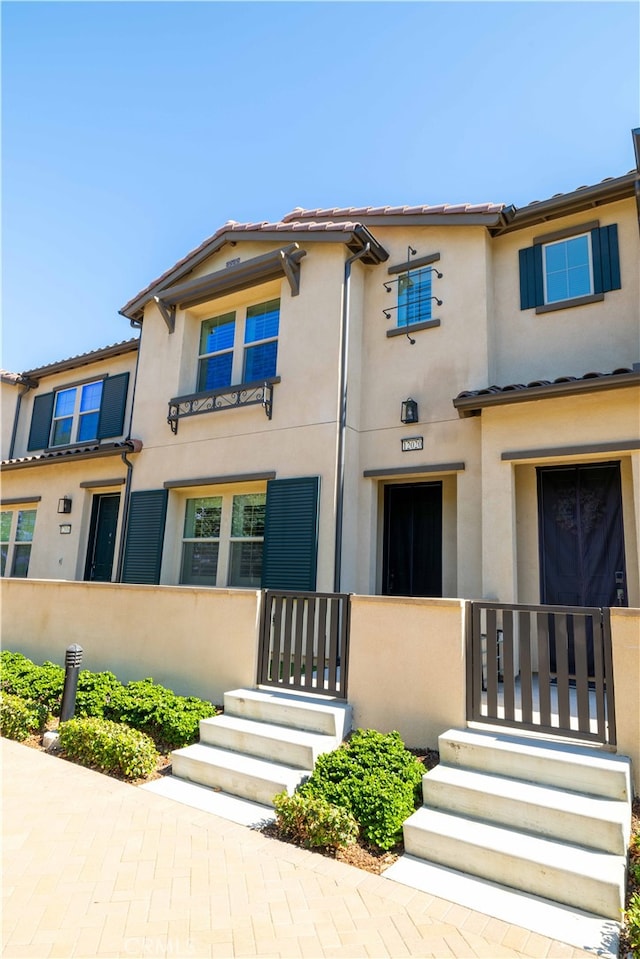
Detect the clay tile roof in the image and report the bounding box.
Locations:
[22,338,139,379]
[119,218,375,317]
[281,202,505,222]
[455,368,638,402]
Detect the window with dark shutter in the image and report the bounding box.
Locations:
[519,223,621,311]
[261,477,319,590]
[26,392,55,451]
[97,372,130,439]
[121,490,168,585]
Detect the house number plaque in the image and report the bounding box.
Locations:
[401,436,423,452]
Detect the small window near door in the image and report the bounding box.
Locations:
[180,496,222,586]
[1,508,37,577]
[229,493,265,587]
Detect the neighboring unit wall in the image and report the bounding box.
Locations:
[479,388,640,606]
[491,198,639,385]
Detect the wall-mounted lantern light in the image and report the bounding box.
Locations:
[401,398,419,424]
[57,496,72,514]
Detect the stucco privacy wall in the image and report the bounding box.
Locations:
[609,608,640,786]
[347,595,467,746]
[2,580,638,788]
[0,580,258,705]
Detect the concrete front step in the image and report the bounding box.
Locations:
[224,687,352,739]
[403,806,626,920]
[199,714,338,769]
[170,742,310,807]
[423,763,630,854]
[439,727,632,800]
[168,687,353,810]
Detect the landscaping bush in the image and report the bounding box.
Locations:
[1,653,216,751]
[58,717,159,780]
[105,678,216,749]
[0,692,49,741]
[74,670,123,718]
[0,651,64,714]
[623,892,640,952]
[300,729,424,850]
[273,791,359,849]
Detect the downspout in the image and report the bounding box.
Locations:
[115,337,142,582]
[333,243,370,593]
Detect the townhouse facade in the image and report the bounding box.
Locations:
[3,133,639,618]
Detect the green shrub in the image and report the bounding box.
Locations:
[74,670,123,718]
[300,729,424,850]
[106,678,216,749]
[58,717,159,780]
[273,791,359,849]
[624,892,640,951]
[0,692,49,741]
[0,651,64,714]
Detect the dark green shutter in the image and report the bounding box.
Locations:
[121,490,168,584]
[591,225,621,295]
[97,372,130,439]
[518,245,544,310]
[262,477,319,590]
[26,392,55,451]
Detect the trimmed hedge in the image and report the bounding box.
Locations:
[0,692,49,741]
[300,729,424,850]
[0,652,216,749]
[273,791,359,849]
[104,679,216,749]
[58,717,159,780]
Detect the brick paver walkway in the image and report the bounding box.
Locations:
[2,738,592,959]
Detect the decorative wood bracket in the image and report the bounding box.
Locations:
[153,296,176,333]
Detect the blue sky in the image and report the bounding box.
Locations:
[2,1,639,372]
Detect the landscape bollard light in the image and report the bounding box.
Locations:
[60,644,83,722]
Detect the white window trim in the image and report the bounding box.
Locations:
[175,483,267,588]
[50,380,103,447]
[542,232,594,305]
[1,508,37,577]
[197,298,280,391]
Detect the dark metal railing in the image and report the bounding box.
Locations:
[167,379,277,433]
[467,602,616,745]
[258,590,350,698]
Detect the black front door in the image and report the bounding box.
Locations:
[84,494,120,582]
[382,482,442,597]
[538,463,627,607]
[538,463,626,676]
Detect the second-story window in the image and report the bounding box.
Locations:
[398,267,433,327]
[542,234,592,304]
[197,298,280,392]
[51,381,104,446]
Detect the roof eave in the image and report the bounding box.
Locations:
[453,371,640,417]
[120,226,388,322]
[1,439,143,472]
[22,339,139,382]
[490,172,638,236]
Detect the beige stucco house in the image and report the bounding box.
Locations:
[3,137,639,614]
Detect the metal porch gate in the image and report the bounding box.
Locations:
[467,602,616,745]
[258,590,350,698]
